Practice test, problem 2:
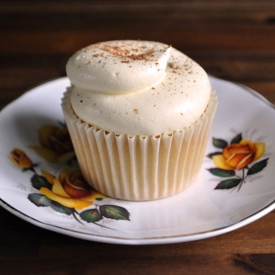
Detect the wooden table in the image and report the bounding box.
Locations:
[1,1,275,274]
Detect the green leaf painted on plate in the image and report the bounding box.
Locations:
[207,168,236,177]
[28,193,52,207]
[95,197,103,201]
[213,138,228,149]
[80,209,103,223]
[100,205,130,221]
[31,174,52,190]
[28,193,73,215]
[49,201,73,215]
[247,158,269,176]
[231,133,242,144]
[214,178,242,190]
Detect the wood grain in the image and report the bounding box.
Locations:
[1,1,275,274]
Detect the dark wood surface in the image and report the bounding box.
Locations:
[1,1,275,274]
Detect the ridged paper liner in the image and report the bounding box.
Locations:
[62,88,218,201]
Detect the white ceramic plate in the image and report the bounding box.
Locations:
[0,76,274,245]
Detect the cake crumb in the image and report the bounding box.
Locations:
[133,108,139,114]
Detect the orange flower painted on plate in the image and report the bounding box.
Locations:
[212,139,265,170]
[207,133,268,191]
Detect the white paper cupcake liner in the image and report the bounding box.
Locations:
[62,88,218,201]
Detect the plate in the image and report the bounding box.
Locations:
[0,76,275,245]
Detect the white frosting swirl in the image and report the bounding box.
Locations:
[66,40,211,136]
[66,41,171,94]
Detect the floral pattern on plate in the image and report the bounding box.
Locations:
[207,133,268,191]
[8,123,130,229]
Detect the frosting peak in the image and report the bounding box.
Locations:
[66,40,171,94]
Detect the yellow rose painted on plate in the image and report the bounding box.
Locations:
[207,133,268,191]
[212,139,265,170]
[40,167,106,210]
[29,124,75,163]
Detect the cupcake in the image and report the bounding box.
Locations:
[62,40,217,201]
